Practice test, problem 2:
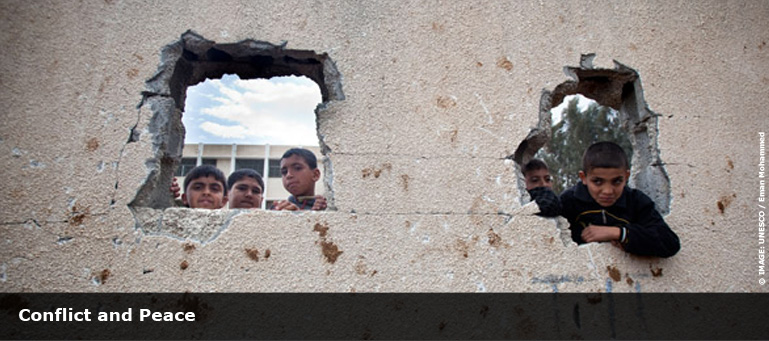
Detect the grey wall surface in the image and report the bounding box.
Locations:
[0,0,767,292]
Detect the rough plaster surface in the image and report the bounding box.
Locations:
[0,0,767,293]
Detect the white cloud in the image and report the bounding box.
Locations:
[199,121,250,139]
[193,75,322,146]
[550,94,596,127]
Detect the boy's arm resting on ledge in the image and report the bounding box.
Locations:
[581,224,621,243]
[272,200,300,211]
[622,193,681,258]
[273,195,327,211]
[528,187,561,217]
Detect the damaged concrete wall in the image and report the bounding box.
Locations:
[0,0,767,292]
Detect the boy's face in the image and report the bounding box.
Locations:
[229,177,263,209]
[525,168,553,190]
[280,154,320,197]
[579,167,630,207]
[182,176,227,209]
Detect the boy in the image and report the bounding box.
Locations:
[227,168,264,209]
[272,148,327,211]
[521,158,561,217]
[559,141,680,258]
[180,164,228,209]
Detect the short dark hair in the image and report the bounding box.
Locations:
[582,141,629,172]
[183,164,228,196]
[281,148,318,169]
[228,168,264,191]
[522,159,549,176]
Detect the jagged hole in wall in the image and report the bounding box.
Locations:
[126,30,344,241]
[512,54,671,215]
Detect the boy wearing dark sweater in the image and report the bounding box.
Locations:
[559,142,680,257]
[521,159,561,217]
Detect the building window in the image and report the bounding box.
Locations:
[235,159,265,174]
[268,159,282,178]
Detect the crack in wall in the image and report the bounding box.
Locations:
[513,54,671,214]
[1,214,108,227]
[109,98,145,212]
[125,30,344,242]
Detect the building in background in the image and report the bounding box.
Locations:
[174,143,323,209]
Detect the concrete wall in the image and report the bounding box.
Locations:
[0,0,767,292]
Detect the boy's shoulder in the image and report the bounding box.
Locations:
[559,182,592,203]
[558,184,590,219]
[620,186,657,212]
[559,184,577,198]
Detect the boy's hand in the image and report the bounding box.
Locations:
[312,195,327,211]
[273,200,300,211]
[170,178,181,198]
[581,224,621,243]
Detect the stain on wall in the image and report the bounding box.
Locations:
[245,248,260,262]
[314,222,343,264]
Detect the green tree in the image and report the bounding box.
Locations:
[536,95,633,194]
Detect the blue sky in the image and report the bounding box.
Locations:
[183,74,322,146]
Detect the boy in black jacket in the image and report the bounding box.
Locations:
[560,142,680,257]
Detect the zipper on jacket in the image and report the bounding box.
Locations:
[602,210,606,224]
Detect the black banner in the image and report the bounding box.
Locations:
[0,293,766,339]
